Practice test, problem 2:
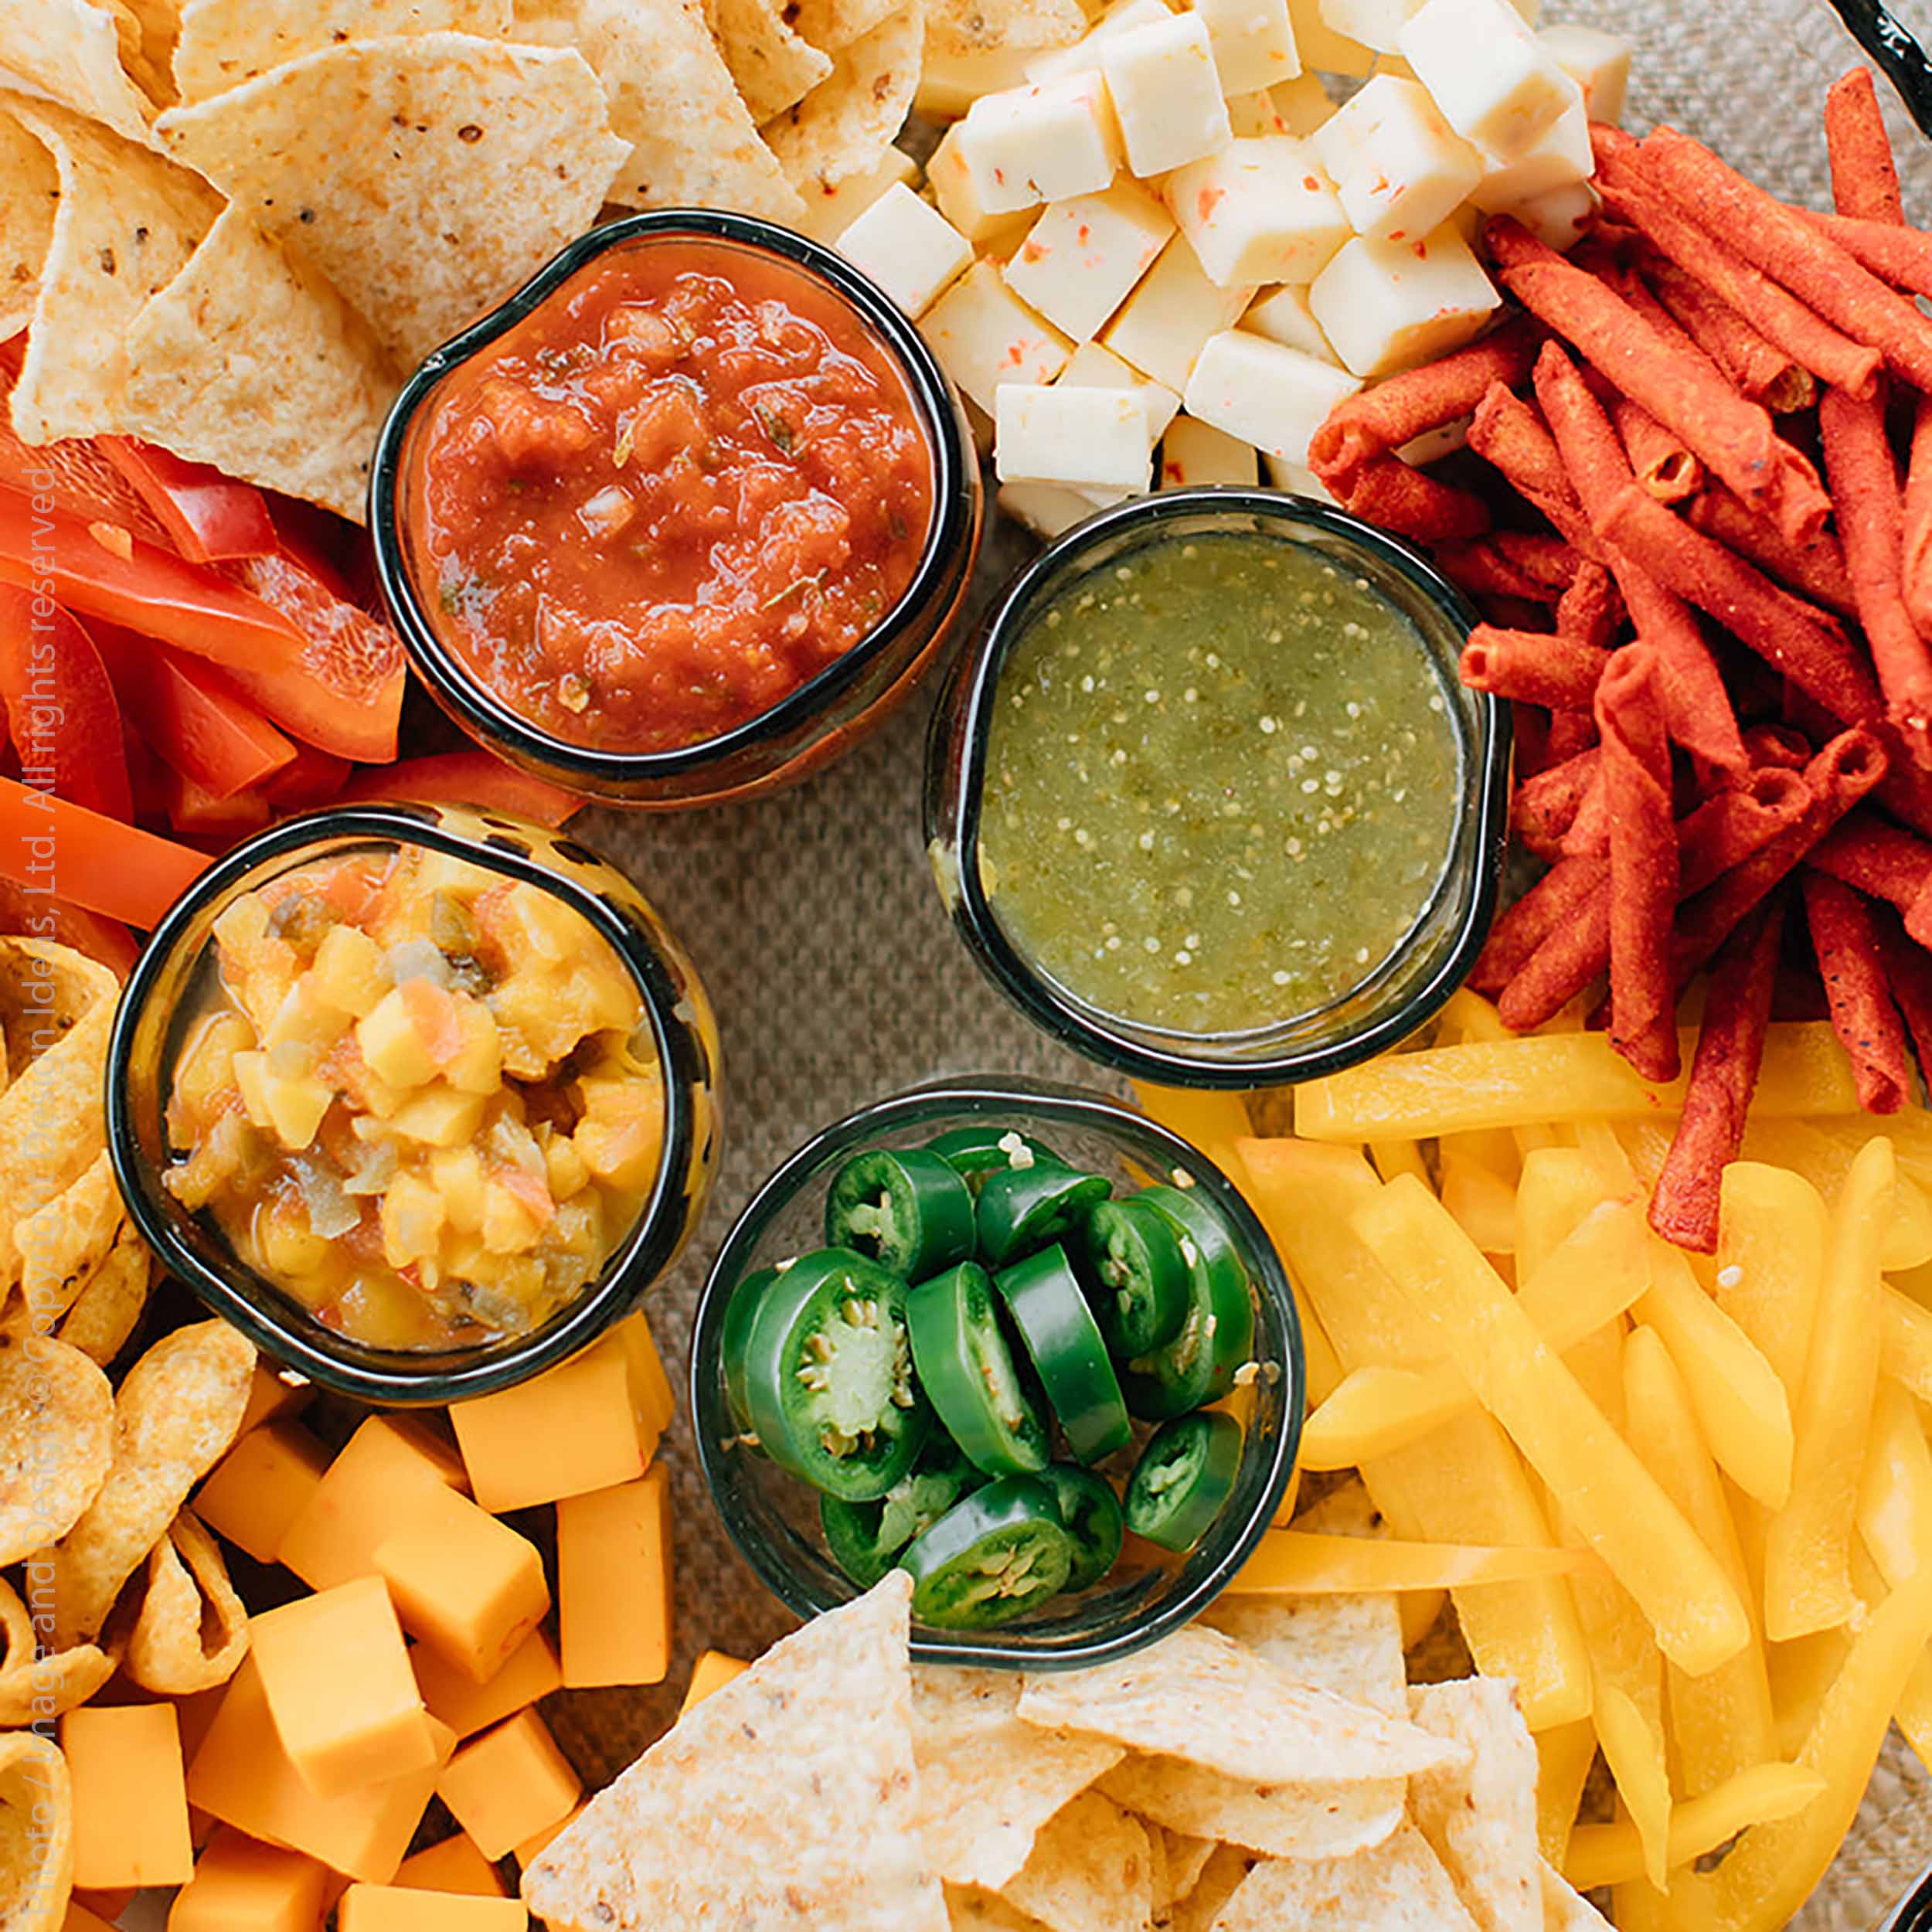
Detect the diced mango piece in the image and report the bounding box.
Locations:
[414,1630,563,1741]
[436,1712,581,1863]
[277,1414,467,1590]
[166,1827,332,1932]
[387,1084,488,1150]
[338,1886,526,1930]
[312,923,389,1019]
[240,1362,312,1437]
[381,1170,449,1269]
[357,988,439,1089]
[681,1651,750,1713]
[444,998,504,1096]
[195,1421,329,1566]
[65,1704,195,1889]
[557,1463,672,1689]
[395,1835,509,1900]
[250,1577,439,1800]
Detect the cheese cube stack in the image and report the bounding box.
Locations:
[1162,137,1351,287]
[1311,221,1501,376]
[1101,13,1233,175]
[924,261,1073,411]
[1159,414,1260,487]
[1103,234,1253,392]
[954,71,1122,215]
[1397,0,1575,159]
[1315,75,1481,243]
[999,481,1124,539]
[1242,284,1338,362]
[1467,94,1592,211]
[1190,0,1301,94]
[1027,0,1171,83]
[1060,339,1182,439]
[1539,21,1631,124]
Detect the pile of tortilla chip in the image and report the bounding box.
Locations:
[522,1563,1612,1932]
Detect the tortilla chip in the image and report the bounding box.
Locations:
[115,203,398,519]
[172,0,514,102]
[4,98,219,447]
[1215,1828,1482,1932]
[1097,1754,1405,1862]
[0,1338,113,1566]
[995,1791,1151,1932]
[1161,1830,1216,1906]
[522,1573,947,1932]
[1016,1627,1470,1787]
[1539,1859,1612,1930]
[926,0,1079,57]
[1408,1679,1542,1932]
[121,0,182,91]
[124,1505,249,1693]
[714,0,832,121]
[910,1665,1122,1890]
[0,1731,73,1932]
[513,0,805,222]
[764,0,922,194]
[1169,1842,1251,1932]
[0,116,57,345]
[49,1319,254,1646]
[12,1153,123,1334]
[56,1222,152,1368]
[944,1889,1044,1932]
[0,0,154,139]
[155,32,627,366]
[0,940,117,1063]
[782,0,897,54]
[1202,1594,1407,1716]
[0,992,115,1285]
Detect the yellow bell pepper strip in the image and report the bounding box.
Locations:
[0,774,207,929]
[1229,1530,1590,1595]
[1129,1081,1250,1180]
[1399,1587,1445,1653]
[1855,1377,1932,1589]
[1435,987,1565,1158]
[1438,1146,1518,1255]
[1740,1117,1932,1272]
[1596,1683,1673,1891]
[1367,1138,1431,1188]
[1881,1281,1932,1403]
[1714,1163,1828,1410]
[1765,1136,1893,1641]
[1535,1719,1597,1869]
[1614,1870,1721,1931]
[1352,1175,1752,1678]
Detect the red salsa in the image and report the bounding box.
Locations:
[409,240,937,753]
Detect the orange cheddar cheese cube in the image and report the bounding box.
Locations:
[679,1650,750,1714]
[338,1886,527,1931]
[195,1421,330,1566]
[449,1325,661,1513]
[189,1657,455,1883]
[413,1628,562,1741]
[373,1485,549,1685]
[434,1710,581,1863]
[396,1834,508,1899]
[251,1577,438,1800]
[619,1315,676,1440]
[556,1463,672,1689]
[64,1703,195,1889]
[512,1804,583,1871]
[66,1898,124,1930]
[240,1362,313,1436]
[277,1415,468,1591]
[167,1827,331,1932]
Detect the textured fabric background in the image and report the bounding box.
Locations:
[549,5,1932,1921]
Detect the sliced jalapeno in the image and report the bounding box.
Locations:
[906,1262,1050,1476]
[995,1244,1132,1464]
[1119,1185,1256,1420]
[739,1248,930,1502]
[1042,1464,1125,1593]
[977,1163,1112,1269]
[1124,1411,1243,1552]
[824,1148,976,1281]
[1078,1196,1192,1359]
[720,1265,779,1453]
[898,1475,1075,1628]
[925,1127,1064,1193]
[821,1439,986,1588]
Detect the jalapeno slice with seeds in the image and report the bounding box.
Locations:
[898,1475,1075,1628]
[976,1163,1113,1269]
[821,1438,987,1588]
[925,1127,1064,1193]
[1077,1195,1192,1358]
[720,1265,779,1453]
[824,1148,976,1281]
[1124,1411,1243,1553]
[737,1247,930,1502]
[906,1262,1050,1476]
[995,1244,1132,1464]
[1041,1464,1125,1593]
[1118,1185,1255,1421]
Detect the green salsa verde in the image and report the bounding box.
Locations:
[977,530,1462,1036]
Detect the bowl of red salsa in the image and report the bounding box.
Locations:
[372,211,983,810]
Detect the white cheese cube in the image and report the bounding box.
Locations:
[922,261,1074,413]
[1158,413,1259,487]
[1241,283,1338,362]
[1467,89,1590,210]
[995,383,1156,488]
[1183,329,1360,462]
[954,72,1122,216]
[999,480,1129,537]
[1101,234,1253,389]
[1308,222,1499,376]
[1026,0,1172,83]
[1315,0,1420,54]
[1397,414,1471,464]
[1264,454,1341,500]
[1313,74,1481,244]
[836,185,975,318]
[927,125,1034,247]
[796,147,918,240]
[1164,137,1350,288]
[1285,0,1374,75]
[1507,177,1598,252]
[1397,0,1574,159]
[1003,179,1175,341]
[1227,90,1285,135]
[917,46,1040,120]
[1538,23,1631,124]
[1269,71,1336,134]
[1189,0,1301,95]
[1100,14,1233,175]
[1060,339,1182,438]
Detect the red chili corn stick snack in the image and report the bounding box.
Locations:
[1342,454,1492,543]
[1649,896,1786,1253]
[1437,541,1560,606]
[1802,869,1911,1113]
[1807,810,1932,947]
[1556,559,1623,652]
[1561,768,1611,859]
[1902,396,1932,640]
[1638,254,1815,414]
[1743,723,1814,771]
[1825,67,1905,223]
[1469,853,1609,995]
[1495,532,1586,592]
[1803,213,1932,298]
[1546,709,1600,764]
[1682,487,1859,619]
[1615,396,1702,504]
[1514,747,1602,859]
[1468,383,1585,528]
[1460,626,1610,712]
[1876,906,1932,1083]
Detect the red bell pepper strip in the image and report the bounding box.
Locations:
[96,438,277,564]
[165,769,273,840]
[0,589,133,821]
[335,750,586,829]
[262,743,352,811]
[0,776,207,928]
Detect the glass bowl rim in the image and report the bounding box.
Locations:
[105,801,707,1405]
[927,487,1513,1090]
[367,207,978,786]
[689,1073,1305,1669]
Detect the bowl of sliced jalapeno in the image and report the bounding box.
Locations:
[692,1077,1304,1669]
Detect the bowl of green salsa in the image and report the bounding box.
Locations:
[924,491,1509,1089]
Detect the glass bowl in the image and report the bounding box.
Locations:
[923,489,1511,1091]
[1886,1873,1932,1932]
[690,1076,1304,1669]
[369,209,985,812]
[107,802,722,1405]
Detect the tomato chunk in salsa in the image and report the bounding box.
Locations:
[409,240,937,754]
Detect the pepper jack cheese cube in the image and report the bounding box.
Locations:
[1059,339,1182,439]
[917,43,1037,118]
[396,1834,509,1898]
[952,71,1121,216]
[1538,22,1630,124]
[995,383,1155,490]
[1242,283,1337,361]
[195,1420,329,1566]
[167,1827,332,1932]
[1467,89,1590,211]
[1315,0,1417,50]
[1163,138,1350,289]
[1189,0,1300,93]
[1396,0,1574,160]
[1182,328,1362,462]
[65,1705,195,1890]
[556,1462,673,1689]
[1269,71,1335,135]
[795,145,918,241]
[1264,453,1341,499]
[1507,177,1598,252]
[997,481,1128,539]
[414,1629,564,1741]
[435,1712,582,1863]
[680,1650,751,1713]
[921,261,1073,413]
[1312,75,1481,243]
[1101,15,1231,176]
[277,1413,467,1590]
[927,127,1033,247]
[835,183,974,319]
[338,1886,527,1930]
[1308,221,1499,376]
[1285,0,1373,75]
[1101,234,1253,392]
[1027,0,1169,82]
[1003,180,1173,343]
[1226,88,1288,136]
[1158,413,1260,486]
